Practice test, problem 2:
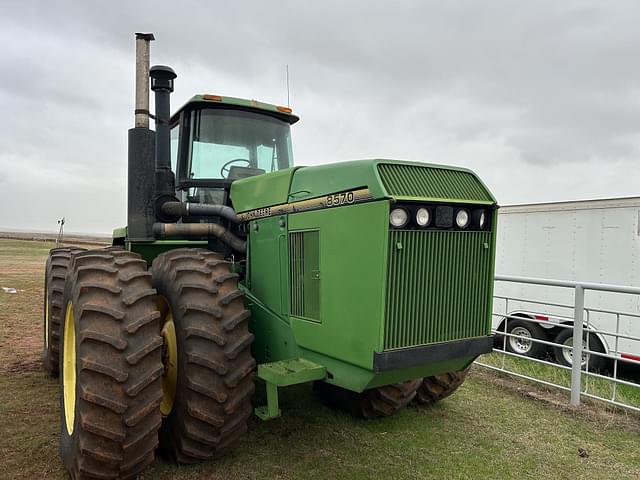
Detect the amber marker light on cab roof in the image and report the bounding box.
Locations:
[277,106,293,113]
[203,94,222,101]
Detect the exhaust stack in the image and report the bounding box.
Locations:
[134,33,155,128]
[127,33,156,242]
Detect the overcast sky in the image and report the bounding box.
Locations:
[1,1,639,234]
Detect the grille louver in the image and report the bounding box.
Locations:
[289,231,320,321]
[384,230,493,350]
[378,163,493,203]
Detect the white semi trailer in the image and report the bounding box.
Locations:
[493,196,640,370]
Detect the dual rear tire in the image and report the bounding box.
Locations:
[54,247,254,479]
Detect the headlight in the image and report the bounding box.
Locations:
[389,208,409,228]
[478,211,486,229]
[472,209,487,229]
[416,207,431,227]
[455,209,470,228]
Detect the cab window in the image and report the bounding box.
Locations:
[188,108,293,180]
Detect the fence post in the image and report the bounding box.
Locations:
[570,285,585,406]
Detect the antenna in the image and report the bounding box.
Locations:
[286,64,290,107]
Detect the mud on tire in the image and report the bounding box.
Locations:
[151,248,255,463]
[414,367,470,404]
[315,379,422,419]
[59,249,163,479]
[43,247,86,375]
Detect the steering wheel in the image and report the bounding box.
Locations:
[220,158,251,178]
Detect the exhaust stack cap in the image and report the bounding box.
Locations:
[150,65,177,93]
[135,32,155,41]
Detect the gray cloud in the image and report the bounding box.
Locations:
[1,0,639,233]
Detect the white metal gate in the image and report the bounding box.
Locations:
[477,275,640,412]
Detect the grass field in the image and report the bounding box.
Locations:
[480,350,640,410]
[1,238,639,479]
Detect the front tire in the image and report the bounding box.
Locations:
[315,379,422,419]
[414,367,470,404]
[151,248,255,463]
[59,249,163,479]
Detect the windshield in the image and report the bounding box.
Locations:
[188,108,293,180]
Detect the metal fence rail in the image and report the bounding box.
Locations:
[476,275,640,412]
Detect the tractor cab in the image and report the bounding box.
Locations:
[169,95,299,206]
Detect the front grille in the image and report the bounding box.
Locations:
[378,163,493,203]
[384,230,493,350]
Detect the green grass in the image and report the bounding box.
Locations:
[480,351,640,410]
[1,371,639,480]
[1,238,639,479]
[0,238,57,258]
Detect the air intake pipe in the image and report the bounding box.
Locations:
[153,223,247,253]
[150,64,178,215]
[161,201,241,223]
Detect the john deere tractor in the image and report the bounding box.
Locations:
[42,34,498,479]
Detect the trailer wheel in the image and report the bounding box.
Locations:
[59,249,163,479]
[504,319,546,358]
[151,248,255,463]
[553,329,607,372]
[414,367,470,404]
[315,379,422,419]
[42,247,86,375]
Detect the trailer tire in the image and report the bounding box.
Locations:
[43,247,86,375]
[315,379,422,419]
[414,367,470,404]
[59,249,163,480]
[504,319,546,358]
[151,248,255,463]
[553,328,607,372]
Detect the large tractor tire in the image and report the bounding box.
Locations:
[43,246,86,375]
[414,367,470,404]
[315,379,422,419]
[59,249,163,480]
[151,248,255,463]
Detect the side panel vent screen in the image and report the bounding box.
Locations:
[289,230,320,321]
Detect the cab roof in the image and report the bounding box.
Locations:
[170,94,300,125]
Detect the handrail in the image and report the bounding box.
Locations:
[495,274,640,295]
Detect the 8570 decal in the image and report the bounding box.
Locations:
[326,191,355,207]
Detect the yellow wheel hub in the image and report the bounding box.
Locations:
[160,308,178,417]
[62,301,76,435]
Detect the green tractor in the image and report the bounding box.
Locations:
[42,33,498,479]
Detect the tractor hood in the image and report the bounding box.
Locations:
[230,159,496,220]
